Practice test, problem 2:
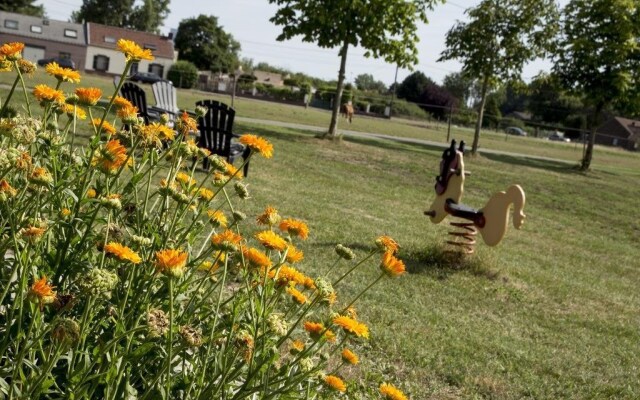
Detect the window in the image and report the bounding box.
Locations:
[93,55,109,72]
[64,29,78,38]
[144,43,157,51]
[104,36,116,44]
[31,25,42,34]
[42,19,50,26]
[148,63,163,77]
[59,52,71,59]
[4,20,18,30]
[130,62,139,74]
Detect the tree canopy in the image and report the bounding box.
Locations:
[442,72,474,107]
[553,0,640,170]
[72,0,170,34]
[269,0,442,138]
[0,0,43,17]
[397,71,433,104]
[439,0,559,154]
[354,73,388,93]
[174,15,241,73]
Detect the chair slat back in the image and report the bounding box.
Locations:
[120,82,151,124]
[196,99,235,157]
[152,80,179,115]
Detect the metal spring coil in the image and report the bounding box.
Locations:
[446,220,477,254]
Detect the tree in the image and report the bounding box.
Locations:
[442,72,474,106]
[269,0,441,139]
[483,93,502,128]
[528,73,584,126]
[418,81,458,120]
[174,15,240,73]
[167,60,198,89]
[439,0,559,154]
[354,73,388,93]
[0,0,44,17]
[396,71,433,103]
[72,0,170,33]
[553,0,640,170]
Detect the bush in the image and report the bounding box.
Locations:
[0,39,411,399]
[499,117,526,129]
[391,100,429,119]
[167,60,198,89]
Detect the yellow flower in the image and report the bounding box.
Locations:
[256,206,280,226]
[86,188,97,198]
[302,275,316,290]
[304,321,325,335]
[176,111,197,136]
[93,139,128,174]
[29,167,53,185]
[242,246,271,269]
[279,218,309,240]
[116,103,138,121]
[333,315,369,339]
[89,118,117,136]
[175,172,196,187]
[0,57,13,72]
[239,134,273,158]
[0,42,24,60]
[0,179,18,200]
[21,226,46,241]
[380,251,406,278]
[60,208,71,217]
[323,375,346,393]
[211,230,242,252]
[17,59,36,75]
[285,244,304,263]
[112,96,133,109]
[341,348,359,365]
[104,242,142,264]
[286,286,307,304]
[222,160,243,179]
[376,235,400,254]
[197,188,214,202]
[155,249,188,278]
[76,87,102,106]
[291,339,305,353]
[33,84,65,104]
[255,230,287,251]
[29,276,56,306]
[207,210,228,228]
[117,39,154,61]
[60,104,87,120]
[45,62,80,83]
[142,122,174,141]
[379,383,408,400]
[272,265,306,286]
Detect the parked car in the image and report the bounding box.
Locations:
[128,72,163,84]
[37,57,76,70]
[548,131,571,142]
[505,127,527,136]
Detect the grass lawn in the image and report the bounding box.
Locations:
[2,70,640,398]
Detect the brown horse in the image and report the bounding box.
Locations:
[340,103,354,123]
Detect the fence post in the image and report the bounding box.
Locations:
[446,106,452,143]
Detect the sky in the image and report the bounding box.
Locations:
[37,0,568,85]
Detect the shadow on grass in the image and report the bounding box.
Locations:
[403,243,500,281]
[481,152,584,175]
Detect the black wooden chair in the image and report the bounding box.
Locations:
[195,99,250,176]
[119,82,161,124]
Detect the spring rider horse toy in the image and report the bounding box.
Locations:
[424,140,526,254]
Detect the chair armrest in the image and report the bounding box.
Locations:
[149,106,179,117]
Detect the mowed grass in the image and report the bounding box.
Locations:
[2,71,640,398]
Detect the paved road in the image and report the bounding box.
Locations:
[236,116,578,166]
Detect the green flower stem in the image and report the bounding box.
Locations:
[167,277,175,397]
[13,61,32,117]
[27,341,63,398]
[0,74,20,116]
[333,249,378,286]
[342,273,385,313]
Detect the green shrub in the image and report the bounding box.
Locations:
[167,60,198,89]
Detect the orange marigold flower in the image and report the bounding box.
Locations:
[29,276,56,306]
[285,245,304,263]
[60,103,87,119]
[273,265,306,286]
[175,172,196,187]
[333,315,369,339]
[304,321,324,335]
[286,286,307,304]
[93,139,128,174]
[242,246,271,269]
[256,206,280,226]
[176,111,197,135]
[117,39,154,61]
[155,249,188,278]
[211,229,242,252]
[76,87,102,106]
[45,62,80,83]
[142,122,174,141]
[302,276,316,290]
[376,235,400,254]
[222,160,243,179]
[198,188,214,201]
[323,375,346,393]
[21,226,46,240]
[0,42,24,60]
[112,96,133,109]
[33,84,65,104]
[239,134,273,158]
[379,383,408,400]
[279,218,309,240]
[116,103,138,121]
[291,339,305,353]
[0,179,18,199]
[104,242,142,264]
[29,167,53,185]
[255,230,287,251]
[341,348,359,365]
[380,251,406,278]
[207,210,228,228]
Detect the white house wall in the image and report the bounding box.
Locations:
[84,46,173,78]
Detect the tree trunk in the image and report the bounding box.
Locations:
[581,102,604,171]
[472,75,490,155]
[326,41,349,138]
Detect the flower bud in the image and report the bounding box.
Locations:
[335,244,355,261]
[234,182,250,199]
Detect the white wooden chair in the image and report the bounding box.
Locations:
[151,80,180,119]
